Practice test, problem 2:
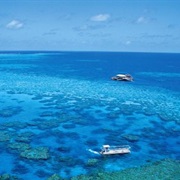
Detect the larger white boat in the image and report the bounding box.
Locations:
[100,145,131,155]
[111,74,133,81]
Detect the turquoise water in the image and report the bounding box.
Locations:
[0,51,179,179]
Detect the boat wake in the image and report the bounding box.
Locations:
[87,149,100,155]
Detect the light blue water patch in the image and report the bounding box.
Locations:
[138,72,180,78]
[0,52,48,59]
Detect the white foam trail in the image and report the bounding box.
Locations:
[88,149,100,155]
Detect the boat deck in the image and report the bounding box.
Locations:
[100,147,130,155]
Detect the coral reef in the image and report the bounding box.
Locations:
[47,174,63,180]
[20,147,49,160]
[0,174,19,180]
[0,131,11,142]
[8,142,31,152]
[86,158,99,167]
[71,159,180,180]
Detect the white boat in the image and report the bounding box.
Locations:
[100,145,131,155]
[111,74,133,81]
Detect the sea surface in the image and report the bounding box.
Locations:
[0,51,179,179]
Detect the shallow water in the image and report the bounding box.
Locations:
[0,51,180,179]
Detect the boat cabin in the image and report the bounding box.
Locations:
[102,145,110,153]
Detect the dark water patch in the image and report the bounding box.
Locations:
[85,139,98,147]
[40,106,55,110]
[0,143,10,152]
[35,169,52,178]
[7,90,16,94]
[122,134,140,142]
[131,144,141,152]
[149,119,163,127]
[149,142,169,155]
[112,125,129,134]
[54,104,64,110]
[126,117,137,121]
[32,95,43,100]
[40,111,55,117]
[0,125,7,130]
[57,146,71,153]
[11,98,18,101]
[72,118,89,126]
[43,102,57,107]
[15,132,35,143]
[122,111,133,116]
[62,123,76,129]
[50,163,62,173]
[73,117,101,127]
[12,163,29,175]
[26,119,43,127]
[106,112,120,119]
[149,149,159,155]
[48,130,68,146]
[35,119,62,130]
[39,99,54,104]
[91,128,114,135]
[64,132,80,140]
[141,127,157,137]
[158,113,174,122]
[2,121,28,129]
[57,156,84,168]
[143,110,156,116]
[18,100,25,104]
[0,106,23,118]
[104,135,126,146]
[82,135,88,139]
[31,131,56,144]
[64,169,71,176]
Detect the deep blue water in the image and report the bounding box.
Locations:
[0,51,180,179]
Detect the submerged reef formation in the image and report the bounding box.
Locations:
[70,159,180,180]
[2,159,179,180]
[0,174,19,180]
[86,158,99,167]
[8,141,50,160]
[0,106,22,118]
[20,147,49,160]
[47,174,63,180]
[0,131,11,142]
[0,69,179,123]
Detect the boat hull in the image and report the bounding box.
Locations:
[100,148,131,155]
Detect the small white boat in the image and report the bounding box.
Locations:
[111,74,133,81]
[100,145,131,155]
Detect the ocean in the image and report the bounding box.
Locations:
[0,51,179,179]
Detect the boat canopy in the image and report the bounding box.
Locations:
[116,74,127,78]
[103,145,110,148]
